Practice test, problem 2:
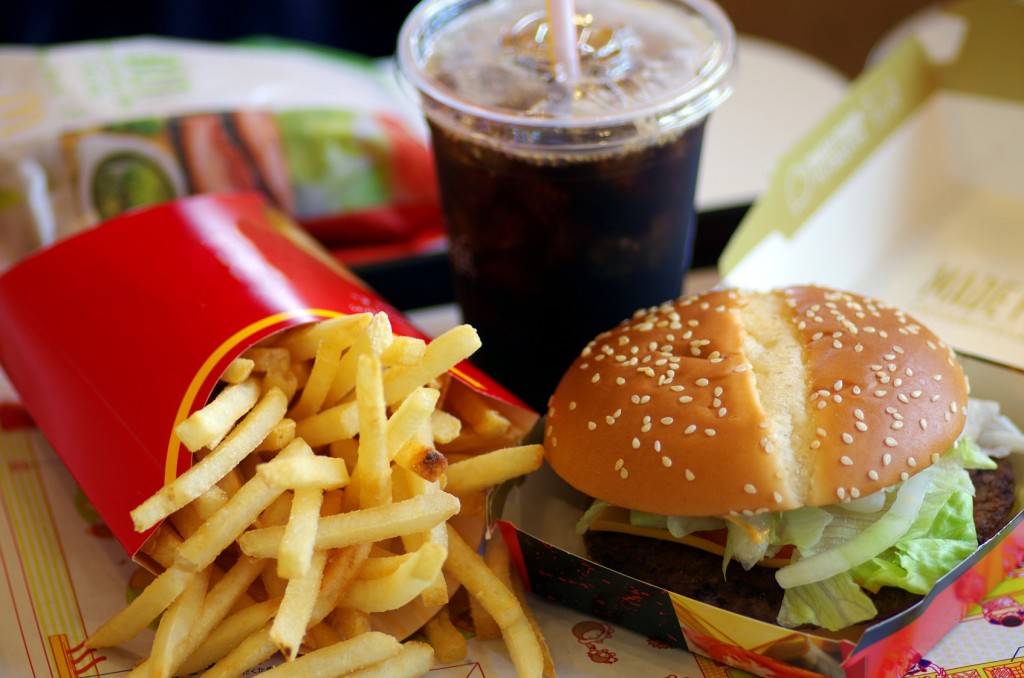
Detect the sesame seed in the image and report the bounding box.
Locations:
[883,453,892,466]
[714,386,724,397]
[920,419,928,430]
[837,487,846,500]
[588,422,597,431]
[671,385,685,392]
[640,395,651,404]
[907,456,917,467]
[841,455,854,466]
[744,484,757,494]
[661,417,674,425]
[875,390,888,397]
[868,470,879,481]
[704,428,717,437]
[718,408,728,417]
[695,378,709,387]
[632,438,641,449]
[620,468,629,479]
[850,488,861,499]
[773,492,783,503]
[816,428,827,437]
[606,416,615,425]
[616,377,626,385]
[641,423,652,433]
[654,441,662,452]
[662,456,672,468]
[591,374,601,383]
[891,421,903,430]
[833,340,843,349]
[810,440,821,449]
[631,395,641,404]
[614,459,624,470]
[684,424,697,435]
[842,433,854,444]
[685,469,695,481]
[856,421,868,432]
[834,380,844,390]
[885,437,898,447]
[901,471,909,481]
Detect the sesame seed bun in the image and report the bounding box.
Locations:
[543,286,969,518]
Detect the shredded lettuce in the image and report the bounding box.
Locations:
[777,571,877,631]
[575,499,610,535]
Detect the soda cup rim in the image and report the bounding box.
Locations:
[396,0,736,140]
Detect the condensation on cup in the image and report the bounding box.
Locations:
[398,0,736,410]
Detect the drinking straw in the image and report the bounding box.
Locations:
[545,0,580,84]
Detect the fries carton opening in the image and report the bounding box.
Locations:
[0,191,551,675]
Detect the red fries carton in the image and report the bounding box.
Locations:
[0,191,536,560]
[492,1,1024,676]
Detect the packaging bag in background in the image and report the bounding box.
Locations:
[0,36,442,270]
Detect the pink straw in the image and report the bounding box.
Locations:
[546,0,580,84]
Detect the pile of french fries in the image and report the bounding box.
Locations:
[86,312,553,677]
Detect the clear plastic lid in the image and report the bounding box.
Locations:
[397,0,736,154]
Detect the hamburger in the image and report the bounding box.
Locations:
[543,285,1019,631]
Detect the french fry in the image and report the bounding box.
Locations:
[306,620,344,650]
[382,325,481,405]
[278,484,323,579]
[131,387,288,532]
[346,640,435,678]
[446,386,512,438]
[429,409,463,444]
[488,533,555,678]
[444,444,545,495]
[148,565,211,678]
[274,313,371,362]
[294,400,358,447]
[220,357,255,384]
[271,549,328,660]
[168,484,228,539]
[261,631,402,677]
[243,346,292,373]
[173,438,309,572]
[85,566,193,648]
[257,455,350,490]
[176,597,280,675]
[423,606,467,663]
[340,542,447,612]
[469,590,501,640]
[325,311,394,405]
[356,353,390,509]
[238,492,460,558]
[381,336,427,366]
[385,387,440,461]
[444,525,544,677]
[254,417,296,453]
[330,606,372,641]
[287,323,348,421]
[175,377,261,452]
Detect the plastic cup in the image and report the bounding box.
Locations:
[398,0,735,410]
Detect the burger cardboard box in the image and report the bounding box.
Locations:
[492,1,1024,676]
[0,192,537,570]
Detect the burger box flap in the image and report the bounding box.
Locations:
[0,191,537,566]
[491,2,1024,676]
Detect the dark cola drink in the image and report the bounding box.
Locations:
[399,0,735,410]
[431,121,706,409]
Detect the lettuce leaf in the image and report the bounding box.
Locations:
[778,571,877,631]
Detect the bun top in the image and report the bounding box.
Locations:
[543,286,969,517]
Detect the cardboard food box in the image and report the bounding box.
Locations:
[493,1,1024,676]
[0,191,537,565]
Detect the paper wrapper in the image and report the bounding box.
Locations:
[0,191,535,560]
